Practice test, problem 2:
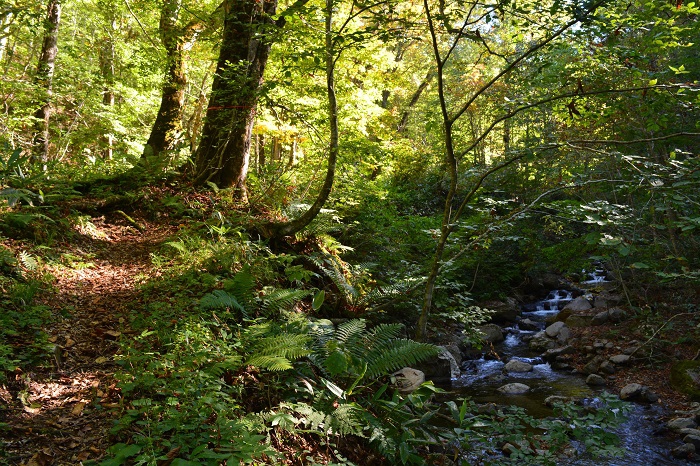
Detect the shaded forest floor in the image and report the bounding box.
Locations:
[1,186,699,465]
[2,209,177,465]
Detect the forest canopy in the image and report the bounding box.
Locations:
[1,0,699,464]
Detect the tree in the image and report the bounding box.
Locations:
[192,0,282,198]
[32,0,61,167]
[142,0,209,161]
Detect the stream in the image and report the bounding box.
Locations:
[448,278,693,465]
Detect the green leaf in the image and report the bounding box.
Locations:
[312,290,325,310]
[324,350,348,376]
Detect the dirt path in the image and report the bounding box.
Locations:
[2,213,175,465]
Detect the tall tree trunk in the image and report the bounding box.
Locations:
[99,17,116,160]
[397,70,433,134]
[33,0,62,167]
[260,0,338,238]
[143,0,199,160]
[193,0,278,199]
[0,12,12,63]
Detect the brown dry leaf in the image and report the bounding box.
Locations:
[103,330,121,340]
[95,356,109,364]
[23,403,42,414]
[71,401,87,416]
[65,337,76,348]
[24,448,54,466]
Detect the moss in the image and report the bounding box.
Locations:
[670,361,700,401]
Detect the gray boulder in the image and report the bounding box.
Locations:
[563,296,592,312]
[544,322,571,344]
[479,299,520,325]
[610,354,631,365]
[504,359,534,373]
[565,314,594,328]
[592,296,608,308]
[668,418,699,431]
[545,321,565,338]
[684,435,700,450]
[392,368,425,394]
[529,331,557,352]
[478,324,505,344]
[672,443,695,459]
[518,318,539,331]
[670,361,700,400]
[542,345,576,362]
[608,307,627,323]
[497,382,530,394]
[416,346,460,383]
[620,383,644,400]
[620,383,659,403]
[586,374,606,386]
[591,311,609,326]
[599,360,616,374]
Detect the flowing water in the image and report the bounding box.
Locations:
[448,278,691,465]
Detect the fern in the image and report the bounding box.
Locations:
[199,290,248,317]
[306,253,360,302]
[18,251,37,271]
[309,319,439,385]
[223,268,256,309]
[245,331,310,371]
[0,188,35,207]
[260,288,310,315]
[325,402,364,436]
[363,340,438,379]
[0,246,17,268]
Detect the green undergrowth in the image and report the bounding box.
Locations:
[91,199,630,465]
[0,242,52,380]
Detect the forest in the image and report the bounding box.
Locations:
[1,0,699,464]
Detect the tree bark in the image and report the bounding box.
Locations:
[0,11,12,63]
[193,0,278,198]
[397,70,434,134]
[33,0,61,167]
[143,0,203,161]
[99,16,116,160]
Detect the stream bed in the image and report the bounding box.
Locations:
[446,286,693,465]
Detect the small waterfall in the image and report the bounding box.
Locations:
[582,264,609,284]
[448,282,692,465]
[535,289,574,313]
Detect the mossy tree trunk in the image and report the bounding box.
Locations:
[143,0,202,161]
[192,0,279,199]
[33,0,61,167]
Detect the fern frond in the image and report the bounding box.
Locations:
[0,188,33,207]
[199,290,248,317]
[18,251,37,271]
[246,355,294,372]
[0,246,17,268]
[360,279,416,306]
[364,323,403,349]
[364,340,439,379]
[252,334,311,360]
[288,402,327,432]
[260,288,310,315]
[334,319,366,344]
[325,403,364,437]
[209,356,244,377]
[246,332,310,371]
[246,355,295,371]
[224,269,256,308]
